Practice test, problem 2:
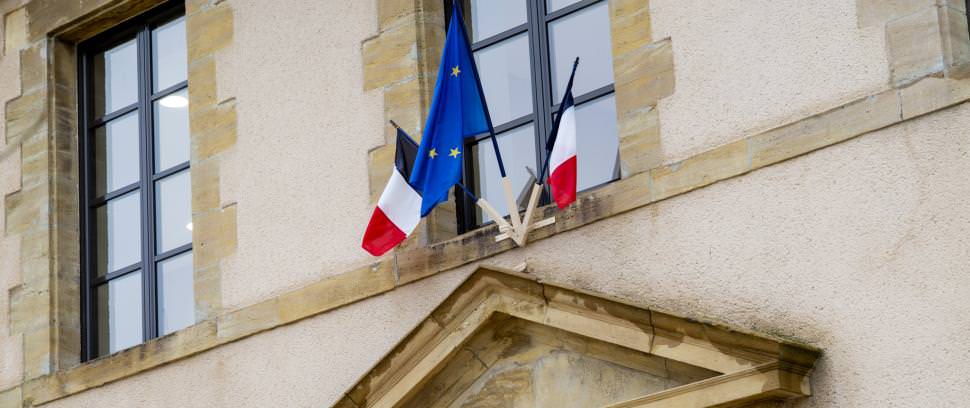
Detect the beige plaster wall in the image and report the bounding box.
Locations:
[651,0,890,162]
[0,1,24,390]
[38,101,970,407]
[217,0,385,310]
[40,267,473,407]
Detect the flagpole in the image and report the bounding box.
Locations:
[517,58,578,245]
[538,57,580,186]
[451,0,524,240]
[389,119,514,236]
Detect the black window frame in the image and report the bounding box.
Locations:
[78,0,190,361]
[447,0,617,232]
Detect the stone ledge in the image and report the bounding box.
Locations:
[7,74,966,406]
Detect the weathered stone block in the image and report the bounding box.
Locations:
[5,91,47,145]
[749,90,900,168]
[192,204,237,268]
[276,261,395,323]
[216,298,280,341]
[651,139,750,201]
[362,19,420,91]
[609,0,652,57]
[856,0,935,28]
[3,8,26,56]
[186,3,232,63]
[940,4,970,74]
[191,158,221,211]
[367,143,395,204]
[887,6,945,86]
[900,76,970,119]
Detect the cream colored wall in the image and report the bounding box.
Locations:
[217,0,385,310]
[4,0,969,406]
[40,100,970,407]
[0,0,24,390]
[40,268,473,408]
[651,0,889,162]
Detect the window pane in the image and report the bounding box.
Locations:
[155,170,192,253]
[158,251,194,335]
[475,34,533,126]
[96,271,143,356]
[469,0,527,42]
[473,124,537,224]
[573,94,619,191]
[93,39,138,117]
[154,89,190,172]
[93,111,140,196]
[95,191,142,277]
[547,0,583,13]
[152,17,187,92]
[549,2,614,100]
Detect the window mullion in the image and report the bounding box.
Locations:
[530,0,554,203]
[136,25,158,341]
[79,49,96,362]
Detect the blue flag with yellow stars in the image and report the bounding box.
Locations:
[408,1,490,216]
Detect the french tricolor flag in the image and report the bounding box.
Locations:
[547,59,579,209]
[361,128,422,256]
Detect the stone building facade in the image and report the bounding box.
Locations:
[0,0,968,406]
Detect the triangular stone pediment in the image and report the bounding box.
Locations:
[335,267,820,408]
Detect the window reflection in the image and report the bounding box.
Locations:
[153,89,190,172]
[470,0,527,41]
[473,125,537,224]
[95,191,142,277]
[158,252,195,335]
[93,39,138,117]
[152,17,187,92]
[155,170,192,253]
[96,271,143,355]
[475,33,534,126]
[548,2,614,100]
[573,95,620,191]
[94,112,140,196]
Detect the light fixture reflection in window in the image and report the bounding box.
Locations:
[159,94,188,108]
[185,222,193,231]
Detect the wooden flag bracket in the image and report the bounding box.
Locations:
[483,182,555,246]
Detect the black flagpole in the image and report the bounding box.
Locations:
[538,57,579,186]
[390,120,479,202]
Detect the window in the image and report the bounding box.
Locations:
[78,2,193,360]
[451,0,620,230]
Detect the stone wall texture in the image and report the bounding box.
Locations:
[1,0,969,406]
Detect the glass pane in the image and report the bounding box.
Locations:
[95,191,142,277]
[473,124,537,224]
[475,34,533,126]
[547,0,583,13]
[93,111,140,196]
[93,39,138,117]
[154,89,190,172]
[158,251,195,335]
[96,271,143,356]
[574,94,619,191]
[155,170,192,253]
[152,16,187,92]
[549,2,614,100]
[469,0,527,42]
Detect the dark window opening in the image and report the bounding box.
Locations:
[78,1,193,360]
[447,0,620,232]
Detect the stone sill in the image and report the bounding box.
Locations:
[5,74,970,406]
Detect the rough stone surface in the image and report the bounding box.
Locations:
[651,0,889,162]
[218,0,385,310]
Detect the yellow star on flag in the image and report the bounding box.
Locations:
[429,148,438,158]
[449,147,461,158]
[451,66,461,77]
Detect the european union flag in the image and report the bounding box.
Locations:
[408,1,490,216]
